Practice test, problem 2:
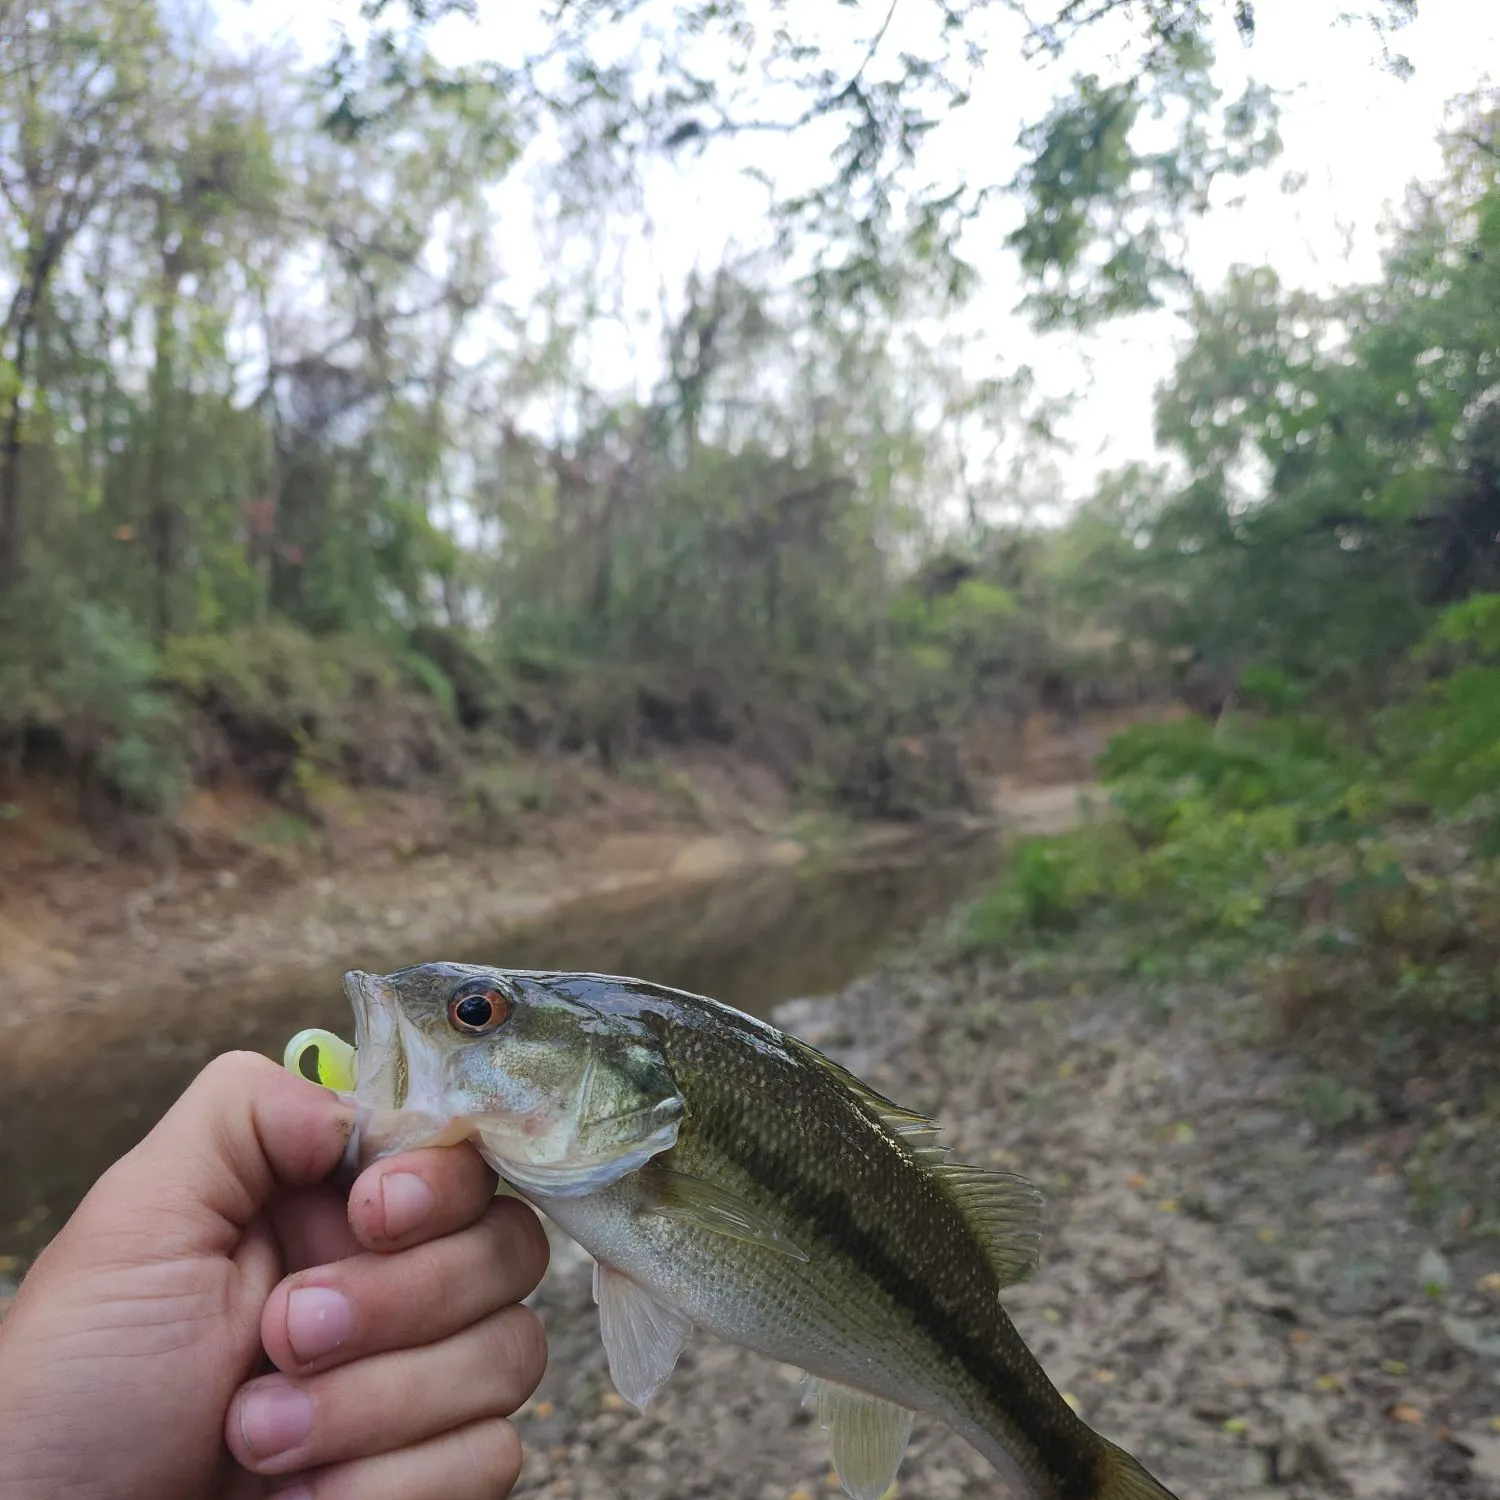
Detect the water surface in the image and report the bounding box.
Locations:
[0,827,1002,1262]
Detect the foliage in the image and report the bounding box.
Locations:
[162,625,458,796]
[0,590,184,811]
[324,0,1424,320]
[963,590,1500,1029]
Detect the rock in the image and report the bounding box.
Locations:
[1455,1431,1500,1483]
[1269,1394,1340,1486]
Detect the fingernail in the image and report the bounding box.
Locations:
[285,1285,352,1362]
[238,1383,313,1461]
[380,1170,434,1238]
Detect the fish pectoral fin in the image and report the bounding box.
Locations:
[642,1167,809,1261]
[803,1377,915,1500]
[592,1260,693,1410]
[932,1162,1045,1286]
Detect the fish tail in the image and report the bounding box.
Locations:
[1095,1439,1182,1500]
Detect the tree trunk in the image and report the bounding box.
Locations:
[0,397,23,591]
[0,299,36,592]
[147,216,182,645]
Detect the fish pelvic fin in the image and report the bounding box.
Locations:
[1095,1438,1183,1500]
[932,1162,1044,1286]
[593,1260,693,1410]
[803,1377,915,1500]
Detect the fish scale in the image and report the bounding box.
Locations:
[330,964,1182,1500]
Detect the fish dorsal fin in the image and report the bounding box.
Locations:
[931,1162,1044,1286]
[593,1260,693,1410]
[784,1036,949,1162]
[642,1167,809,1261]
[803,1377,915,1500]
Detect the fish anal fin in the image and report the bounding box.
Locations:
[933,1162,1045,1286]
[803,1377,915,1500]
[592,1260,693,1410]
[643,1167,809,1261]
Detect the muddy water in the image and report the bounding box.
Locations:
[0,827,1002,1265]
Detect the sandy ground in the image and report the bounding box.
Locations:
[508,957,1500,1500]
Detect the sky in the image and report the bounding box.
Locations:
[214,0,1499,505]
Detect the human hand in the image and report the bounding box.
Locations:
[0,1051,549,1500]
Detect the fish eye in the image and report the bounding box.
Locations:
[447,984,511,1035]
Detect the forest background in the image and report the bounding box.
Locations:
[2,0,1500,1227]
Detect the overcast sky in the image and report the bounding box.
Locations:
[217,0,1497,503]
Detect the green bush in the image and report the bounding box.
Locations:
[162,624,457,794]
[0,591,185,811]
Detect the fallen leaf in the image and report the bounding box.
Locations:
[1315,1374,1342,1392]
[1171,1121,1195,1144]
[1478,1273,1500,1294]
[1381,1359,1409,1376]
[1042,1307,1063,1324]
[825,1467,841,1489]
[1391,1404,1424,1425]
[1491,1416,1500,1434]
[1290,1328,1311,1346]
[601,1392,625,1413]
[1257,1226,1279,1244]
[1418,1247,1453,1298]
[1057,1059,1078,1079]
[1442,1315,1500,1358]
[1222,1417,1248,1435]
[1125,1172,1148,1190]
[788,1488,815,1500]
[1092,1369,1117,1384]
[1227,1376,1247,1390]
[1157,1198,1179,1214]
[531,1400,556,1419]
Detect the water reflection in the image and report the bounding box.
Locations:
[0,827,1001,1262]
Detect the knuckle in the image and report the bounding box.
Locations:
[465,1419,523,1497]
[200,1049,277,1091]
[487,1199,551,1286]
[483,1306,548,1403]
[396,1240,454,1314]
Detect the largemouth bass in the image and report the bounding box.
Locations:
[334,963,1180,1500]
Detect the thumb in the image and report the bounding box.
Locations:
[70,1050,355,1262]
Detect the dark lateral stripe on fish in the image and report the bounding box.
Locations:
[697,1098,1104,1500]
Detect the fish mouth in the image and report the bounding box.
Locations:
[342,969,409,1106]
[340,969,469,1170]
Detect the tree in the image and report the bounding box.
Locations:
[318,0,1416,323]
[0,0,163,589]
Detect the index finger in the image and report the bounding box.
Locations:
[346,1143,499,1252]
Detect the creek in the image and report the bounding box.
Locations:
[0,825,1003,1264]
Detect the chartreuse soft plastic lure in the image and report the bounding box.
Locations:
[283,1028,358,1092]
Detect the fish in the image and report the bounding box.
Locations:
[333,962,1181,1500]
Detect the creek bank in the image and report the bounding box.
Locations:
[510,955,1500,1500]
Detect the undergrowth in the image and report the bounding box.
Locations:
[960,595,1500,1033]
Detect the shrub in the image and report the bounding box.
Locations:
[0,591,185,811]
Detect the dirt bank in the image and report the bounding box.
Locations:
[0,703,1136,1074]
[511,958,1500,1500]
